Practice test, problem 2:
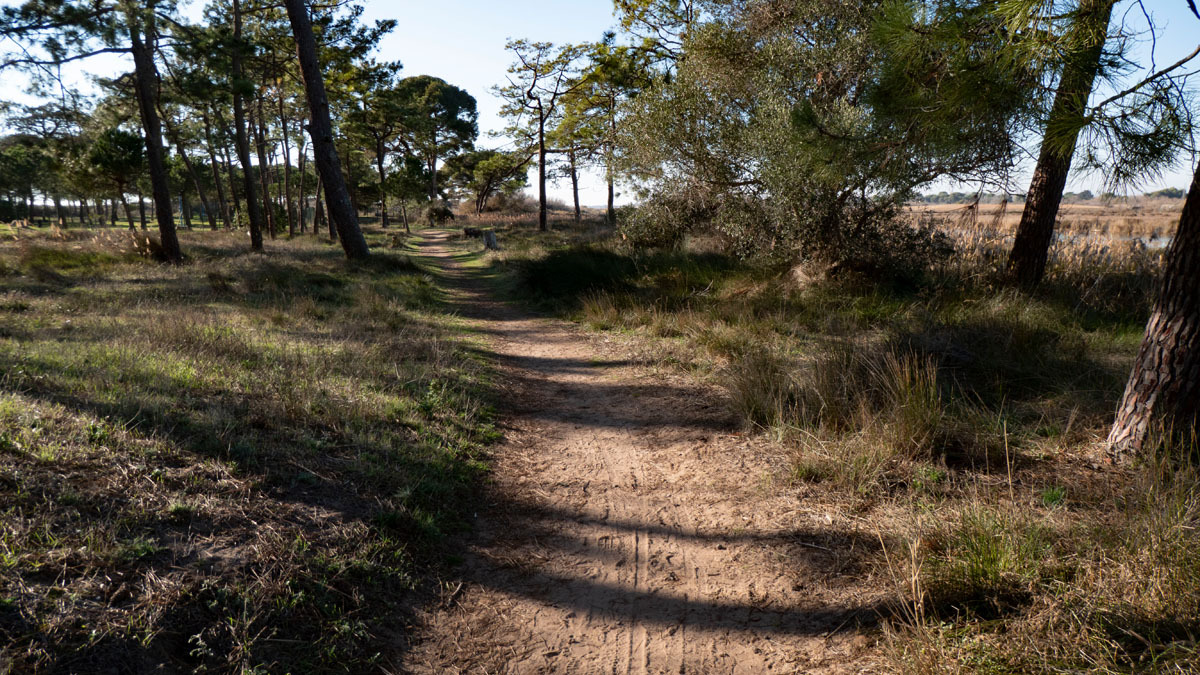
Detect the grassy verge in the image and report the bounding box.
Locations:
[477,214,1199,672]
[0,226,497,672]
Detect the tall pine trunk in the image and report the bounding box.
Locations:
[283,0,369,259]
[1108,164,1200,458]
[1007,0,1113,287]
[127,1,182,261]
[232,0,265,251]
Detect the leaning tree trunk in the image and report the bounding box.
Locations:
[201,111,233,229]
[119,193,135,231]
[1007,0,1114,287]
[284,0,370,259]
[1108,164,1200,459]
[127,3,182,262]
[163,113,219,231]
[232,0,265,251]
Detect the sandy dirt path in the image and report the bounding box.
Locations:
[401,231,883,674]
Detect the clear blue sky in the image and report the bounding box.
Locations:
[353,0,622,206]
[3,0,1200,201]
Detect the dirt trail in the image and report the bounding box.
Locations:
[402,231,882,674]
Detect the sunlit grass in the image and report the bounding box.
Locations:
[0,226,497,672]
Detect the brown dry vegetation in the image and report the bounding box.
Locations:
[910,197,1184,242]
[0,225,497,672]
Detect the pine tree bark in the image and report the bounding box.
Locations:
[283,0,370,259]
[127,2,182,261]
[1007,0,1114,287]
[232,0,265,251]
[1108,164,1200,459]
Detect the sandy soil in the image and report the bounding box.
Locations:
[400,231,884,674]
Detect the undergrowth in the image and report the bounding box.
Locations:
[0,227,496,672]
[475,215,1198,672]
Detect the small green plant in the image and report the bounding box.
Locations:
[116,538,163,563]
[85,421,110,445]
[166,502,197,523]
[1040,485,1066,508]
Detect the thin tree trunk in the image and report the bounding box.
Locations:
[182,191,193,229]
[1007,0,1114,287]
[607,175,615,226]
[137,193,148,230]
[201,111,233,229]
[538,111,547,232]
[607,97,617,226]
[375,139,388,229]
[232,0,265,251]
[53,196,65,228]
[284,0,370,259]
[1108,163,1200,459]
[314,171,327,238]
[254,93,276,239]
[120,193,135,231]
[127,2,182,261]
[569,148,581,224]
[163,112,220,232]
[278,97,297,237]
[298,139,308,233]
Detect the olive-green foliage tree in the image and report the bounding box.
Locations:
[88,127,145,229]
[445,148,531,215]
[495,40,588,231]
[393,75,479,205]
[1,0,184,260]
[620,0,1037,267]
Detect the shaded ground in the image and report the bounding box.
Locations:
[403,231,884,673]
